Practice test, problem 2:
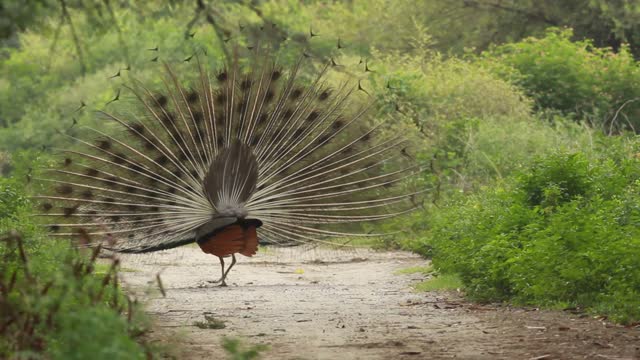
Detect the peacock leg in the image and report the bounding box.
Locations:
[207,256,226,284]
[219,254,237,287]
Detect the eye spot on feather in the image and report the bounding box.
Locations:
[306,111,319,122]
[128,163,144,173]
[143,139,156,151]
[81,190,93,199]
[42,203,53,211]
[332,119,344,130]
[258,112,269,124]
[86,168,99,177]
[265,89,275,103]
[63,205,79,217]
[240,79,252,91]
[283,108,293,120]
[271,70,282,81]
[360,133,371,142]
[217,72,228,82]
[155,155,168,166]
[63,158,73,166]
[317,134,330,145]
[186,91,199,104]
[56,184,73,195]
[193,111,203,123]
[237,101,247,113]
[293,128,305,138]
[96,139,112,151]
[130,122,145,135]
[290,88,303,100]
[215,93,226,105]
[161,112,176,126]
[156,95,168,107]
[318,90,331,101]
[49,225,60,232]
[341,146,354,155]
[112,153,126,165]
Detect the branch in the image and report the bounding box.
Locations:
[608,98,639,135]
[185,0,231,62]
[59,0,87,76]
[463,0,560,26]
[103,0,130,64]
[46,13,65,71]
[204,8,232,62]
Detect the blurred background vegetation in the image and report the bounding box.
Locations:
[1,0,639,358]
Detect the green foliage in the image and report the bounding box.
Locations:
[46,306,144,360]
[414,142,640,324]
[222,337,268,360]
[0,3,235,150]
[395,265,433,275]
[0,0,55,42]
[409,0,640,58]
[483,29,640,132]
[415,274,463,292]
[460,117,595,188]
[0,154,154,359]
[519,152,594,207]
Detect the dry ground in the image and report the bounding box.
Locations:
[119,246,640,360]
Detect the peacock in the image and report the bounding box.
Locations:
[35,28,423,286]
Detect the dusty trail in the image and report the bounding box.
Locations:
[120,247,640,359]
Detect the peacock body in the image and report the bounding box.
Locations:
[35,33,423,285]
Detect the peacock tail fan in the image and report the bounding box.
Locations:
[33,25,426,254]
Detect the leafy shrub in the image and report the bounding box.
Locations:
[222,337,268,360]
[414,141,640,324]
[0,153,155,359]
[483,28,640,132]
[519,153,594,207]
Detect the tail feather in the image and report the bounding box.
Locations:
[35,30,424,251]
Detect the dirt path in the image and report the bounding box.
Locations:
[119,247,640,359]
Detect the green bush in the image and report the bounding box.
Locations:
[0,4,238,151]
[0,153,154,359]
[519,152,594,207]
[483,28,640,133]
[414,142,640,324]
